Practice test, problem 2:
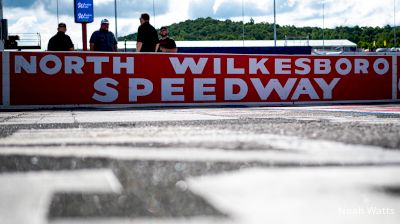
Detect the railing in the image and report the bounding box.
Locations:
[5,33,41,50]
[284,35,310,47]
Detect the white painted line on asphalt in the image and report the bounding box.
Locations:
[36,112,76,124]
[1,127,400,164]
[73,110,234,123]
[1,124,399,149]
[49,217,232,224]
[1,107,399,125]
[0,170,122,224]
[0,110,236,125]
[1,131,400,164]
[2,52,10,106]
[187,167,400,224]
[263,106,400,116]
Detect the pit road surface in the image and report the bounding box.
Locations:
[1,105,400,224]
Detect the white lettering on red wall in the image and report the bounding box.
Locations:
[8,53,394,106]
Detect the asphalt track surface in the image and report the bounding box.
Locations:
[1,105,400,224]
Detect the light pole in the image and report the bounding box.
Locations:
[57,0,59,25]
[322,0,325,51]
[0,0,3,51]
[394,0,396,49]
[273,0,277,47]
[153,0,156,28]
[0,0,2,22]
[114,0,118,40]
[242,0,245,46]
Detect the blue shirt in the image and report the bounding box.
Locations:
[90,30,117,52]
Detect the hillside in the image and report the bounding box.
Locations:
[120,17,399,49]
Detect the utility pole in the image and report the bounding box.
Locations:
[242,0,245,47]
[57,0,59,25]
[273,0,277,47]
[0,0,3,51]
[323,0,325,51]
[394,0,397,49]
[0,0,2,22]
[114,0,118,40]
[153,0,156,28]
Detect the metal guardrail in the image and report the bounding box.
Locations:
[5,33,41,50]
[285,35,310,47]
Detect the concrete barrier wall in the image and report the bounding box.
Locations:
[1,51,399,109]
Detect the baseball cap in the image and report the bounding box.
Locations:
[58,23,66,28]
[160,26,168,31]
[101,19,109,24]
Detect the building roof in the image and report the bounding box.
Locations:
[118,39,357,49]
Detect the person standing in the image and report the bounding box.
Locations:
[90,19,118,52]
[47,23,74,51]
[136,13,158,52]
[156,26,177,53]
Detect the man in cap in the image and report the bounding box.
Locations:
[90,19,118,52]
[136,13,158,52]
[47,23,74,51]
[156,26,177,53]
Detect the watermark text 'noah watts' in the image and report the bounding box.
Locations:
[338,207,396,216]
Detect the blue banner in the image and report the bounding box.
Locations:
[74,0,94,23]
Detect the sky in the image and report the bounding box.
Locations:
[2,0,400,50]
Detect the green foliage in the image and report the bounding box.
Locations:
[119,17,400,49]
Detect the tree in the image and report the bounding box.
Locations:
[249,17,255,25]
[118,17,399,49]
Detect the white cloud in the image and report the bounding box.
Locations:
[156,0,190,28]
[213,0,225,14]
[5,5,53,49]
[3,0,400,50]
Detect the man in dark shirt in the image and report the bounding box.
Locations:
[156,26,177,53]
[47,23,74,51]
[136,13,158,52]
[90,19,118,52]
